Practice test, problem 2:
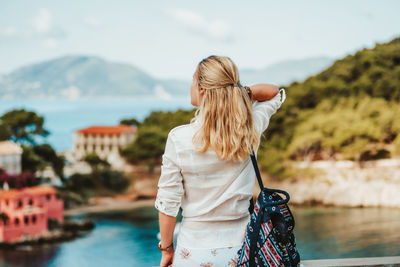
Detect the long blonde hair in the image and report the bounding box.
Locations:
[190,55,259,162]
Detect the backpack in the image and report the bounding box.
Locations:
[235,150,301,267]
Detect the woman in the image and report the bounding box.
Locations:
[155,55,286,267]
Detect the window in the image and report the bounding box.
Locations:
[46,194,51,200]
[32,215,36,224]
[18,199,22,208]
[29,199,33,206]
[24,216,29,225]
[14,218,19,225]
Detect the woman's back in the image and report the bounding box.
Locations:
[155,89,286,250]
[156,55,285,267]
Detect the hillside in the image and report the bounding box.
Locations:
[122,37,400,178]
[258,37,400,175]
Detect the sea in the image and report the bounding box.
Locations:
[0,206,399,266]
[0,97,193,152]
[1,98,400,266]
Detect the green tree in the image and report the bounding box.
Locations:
[120,126,168,173]
[83,153,111,172]
[120,117,141,127]
[0,124,12,141]
[33,144,66,183]
[0,109,50,145]
[81,153,128,193]
[21,145,46,173]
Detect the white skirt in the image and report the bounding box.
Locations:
[176,214,250,249]
[172,243,241,267]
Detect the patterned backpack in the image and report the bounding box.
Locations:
[236,150,301,267]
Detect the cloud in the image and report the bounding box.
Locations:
[32,8,52,34]
[30,8,66,38]
[165,8,234,43]
[154,85,172,100]
[0,8,65,49]
[84,16,103,28]
[43,38,59,48]
[61,86,81,100]
[29,8,66,48]
[0,27,17,37]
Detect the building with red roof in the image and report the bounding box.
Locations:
[73,124,137,169]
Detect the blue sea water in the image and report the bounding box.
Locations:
[0,97,193,152]
[0,206,399,267]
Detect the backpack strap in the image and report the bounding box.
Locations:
[250,149,264,190]
[249,150,291,207]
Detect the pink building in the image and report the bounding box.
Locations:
[0,185,64,242]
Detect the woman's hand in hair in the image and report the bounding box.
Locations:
[249,84,279,102]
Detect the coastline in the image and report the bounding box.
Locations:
[262,158,400,208]
[64,198,155,216]
[63,157,400,217]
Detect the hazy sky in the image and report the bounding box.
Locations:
[0,0,399,80]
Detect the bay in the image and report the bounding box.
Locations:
[0,206,399,267]
[0,97,193,152]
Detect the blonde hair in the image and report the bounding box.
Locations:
[190,55,259,162]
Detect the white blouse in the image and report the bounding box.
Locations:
[155,88,286,249]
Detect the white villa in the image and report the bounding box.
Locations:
[0,141,23,175]
[73,124,137,170]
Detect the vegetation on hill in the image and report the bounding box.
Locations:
[121,37,400,178]
[120,109,195,172]
[0,109,64,184]
[259,37,400,176]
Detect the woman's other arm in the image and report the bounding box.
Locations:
[158,212,176,267]
[154,132,183,267]
[249,83,279,101]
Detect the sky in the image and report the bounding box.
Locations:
[0,0,399,80]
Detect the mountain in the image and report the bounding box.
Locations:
[0,55,190,100]
[240,56,334,86]
[0,55,335,100]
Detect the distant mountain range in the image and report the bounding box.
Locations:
[0,55,334,100]
[240,56,334,86]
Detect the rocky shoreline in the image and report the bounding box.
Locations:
[64,198,155,216]
[262,158,400,208]
[0,220,95,248]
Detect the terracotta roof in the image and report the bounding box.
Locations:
[76,124,137,135]
[0,185,58,199]
[0,141,23,155]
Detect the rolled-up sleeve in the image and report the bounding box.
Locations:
[252,88,286,135]
[154,132,184,217]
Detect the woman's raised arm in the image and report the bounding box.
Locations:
[249,83,279,101]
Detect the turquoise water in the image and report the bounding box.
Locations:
[0,97,193,152]
[0,205,399,267]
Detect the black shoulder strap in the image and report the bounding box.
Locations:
[250,149,264,190]
[248,149,262,215]
[249,149,291,209]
